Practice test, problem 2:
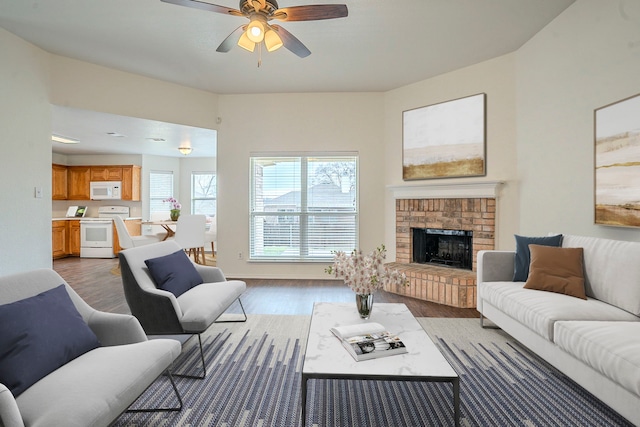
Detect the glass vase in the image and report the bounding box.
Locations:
[355,293,374,319]
[170,209,180,221]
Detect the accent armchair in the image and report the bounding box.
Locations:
[0,269,182,427]
[118,240,247,378]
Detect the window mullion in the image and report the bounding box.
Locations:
[300,157,308,257]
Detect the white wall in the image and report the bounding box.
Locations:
[217,92,384,278]
[383,54,519,255]
[516,0,640,241]
[0,29,52,275]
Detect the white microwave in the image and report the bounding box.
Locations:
[90,181,122,200]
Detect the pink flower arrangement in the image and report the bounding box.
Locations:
[325,244,407,295]
[163,197,181,210]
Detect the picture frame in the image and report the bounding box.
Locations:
[594,92,640,227]
[402,93,486,180]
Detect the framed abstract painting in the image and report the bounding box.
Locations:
[402,93,486,180]
[595,93,640,227]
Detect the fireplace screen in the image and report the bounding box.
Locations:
[412,228,473,270]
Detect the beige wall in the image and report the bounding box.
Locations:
[383,54,519,256]
[217,92,384,278]
[0,29,52,276]
[516,0,640,242]
[50,56,219,130]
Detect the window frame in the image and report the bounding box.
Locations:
[149,170,174,215]
[191,171,217,217]
[249,152,359,262]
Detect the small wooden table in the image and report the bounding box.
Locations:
[302,302,460,426]
[141,220,177,241]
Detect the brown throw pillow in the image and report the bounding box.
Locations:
[524,244,587,299]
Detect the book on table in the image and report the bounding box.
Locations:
[330,322,407,361]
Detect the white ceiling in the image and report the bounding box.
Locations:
[51,106,217,158]
[1,0,576,157]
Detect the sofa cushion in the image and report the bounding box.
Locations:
[481,281,639,341]
[562,234,640,316]
[0,284,100,397]
[15,339,181,427]
[145,250,203,297]
[554,321,640,397]
[513,234,563,281]
[524,245,586,299]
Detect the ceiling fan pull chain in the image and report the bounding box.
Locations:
[258,42,262,67]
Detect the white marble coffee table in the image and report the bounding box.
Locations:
[301,302,460,426]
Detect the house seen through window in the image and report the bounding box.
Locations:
[250,154,358,261]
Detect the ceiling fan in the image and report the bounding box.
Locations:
[161,0,348,58]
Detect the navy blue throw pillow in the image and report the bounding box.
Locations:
[145,250,204,297]
[0,284,101,397]
[513,234,563,281]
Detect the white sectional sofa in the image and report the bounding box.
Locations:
[477,234,640,425]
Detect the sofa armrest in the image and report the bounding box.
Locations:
[86,311,148,346]
[477,250,515,283]
[194,264,227,283]
[0,384,24,427]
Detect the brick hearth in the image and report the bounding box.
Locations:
[384,197,496,308]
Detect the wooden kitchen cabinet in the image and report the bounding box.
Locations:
[67,166,91,200]
[52,164,68,200]
[52,220,67,259]
[121,165,141,201]
[68,220,81,256]
[90,166,123,181]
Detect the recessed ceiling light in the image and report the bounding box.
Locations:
[52,134,79,144]
[107,132,126,138]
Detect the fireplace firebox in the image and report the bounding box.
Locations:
[412,228,473,270]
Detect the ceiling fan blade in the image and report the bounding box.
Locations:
[271,25,311,58]
[272,4,347,22]
[216,25,246,52]
[161,0,244,17]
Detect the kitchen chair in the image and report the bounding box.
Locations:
[174,214,207,265]
[118,240,247,379]
[114,216,162,250]
[149,211,173,241]
[204,215,217,257]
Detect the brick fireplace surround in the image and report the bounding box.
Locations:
[384,184,499,309]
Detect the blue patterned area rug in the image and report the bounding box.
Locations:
[113,316,632,427]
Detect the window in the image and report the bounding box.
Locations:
[149,171,173,214]
[192,172,216,216]
[250,154,358,261]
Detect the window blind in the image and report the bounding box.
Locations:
[149,171,173,213]
[249,154,358,261]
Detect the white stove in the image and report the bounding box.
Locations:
[80,206,130,258]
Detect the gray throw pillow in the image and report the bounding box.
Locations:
[513,234,563,281]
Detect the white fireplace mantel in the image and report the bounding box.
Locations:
[387,180,504,199]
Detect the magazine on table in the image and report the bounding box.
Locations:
[330,322,407,361]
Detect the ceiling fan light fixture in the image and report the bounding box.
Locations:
[178,146,193,155]
[246,19,265,43]
[237,31,256,51]
[264,29,283,52]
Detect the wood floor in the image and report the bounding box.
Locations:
[52,256,480,318]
